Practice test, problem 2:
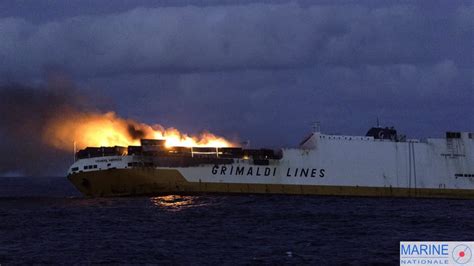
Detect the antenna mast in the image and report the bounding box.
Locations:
[73,141,77,162]
[312,122,321,133]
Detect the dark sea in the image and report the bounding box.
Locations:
[1,177,473,265]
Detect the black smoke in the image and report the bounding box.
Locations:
[0,75,89,176]
[126,124,146,140]
[0,75,168,176]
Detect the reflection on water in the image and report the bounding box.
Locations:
[150,195,199,211]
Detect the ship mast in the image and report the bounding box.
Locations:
[73,141,77,162]
[312,122,321,133]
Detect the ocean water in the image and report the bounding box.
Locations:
[1,177,473,265]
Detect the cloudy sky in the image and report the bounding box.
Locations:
[0,0,472,175]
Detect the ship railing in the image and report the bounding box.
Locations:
[191,147,222,158]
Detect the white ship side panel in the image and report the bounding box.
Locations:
[176,135,474,190]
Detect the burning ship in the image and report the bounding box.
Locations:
[67,125,474,199]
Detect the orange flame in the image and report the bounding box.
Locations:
[43,111,235,151]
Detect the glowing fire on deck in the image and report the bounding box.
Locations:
[43,111,235,151]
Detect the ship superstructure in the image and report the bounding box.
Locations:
[67,126,474,198]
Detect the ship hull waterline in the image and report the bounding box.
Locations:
[68,168,474,199]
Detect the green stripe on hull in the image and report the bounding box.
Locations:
[68,168,474,199]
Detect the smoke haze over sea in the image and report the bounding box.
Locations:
[0,75,84,176]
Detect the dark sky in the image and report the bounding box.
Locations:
[0,0,473,176]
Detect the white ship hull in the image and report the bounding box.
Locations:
[67,130,474,198]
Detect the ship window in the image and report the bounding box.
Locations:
[447,132,461,139]
[107,163,111,167]
[128,162,133,167]
[94,165,97,169]
[72,167,79,171]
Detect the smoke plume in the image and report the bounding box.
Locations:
[0,76,233,176]
[0,76,83,176]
